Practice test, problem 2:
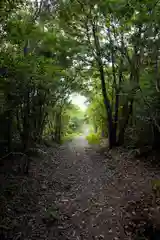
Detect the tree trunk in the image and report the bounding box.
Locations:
[6,92,13,153]
[23,91,30,151]
[7,109,13,152]
[55,108,62,144]
[152,124,160,150]
[94,124,97,133]
[114,58,123,145]
[99,62,115,148]
[92,22,116,148]
[117,99,133,145]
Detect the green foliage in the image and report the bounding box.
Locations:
[62,132,82,143]
[61,104,85,142]
[86,133,101,145]
[0,3,85,152]
[1,0,160,155]
[86,92,108,138]
[151,179,160,199]
[57,0,160,149]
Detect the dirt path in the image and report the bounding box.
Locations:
[52,136,117,239]
[1,136,160,240]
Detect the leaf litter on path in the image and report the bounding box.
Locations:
[1,138,160,239]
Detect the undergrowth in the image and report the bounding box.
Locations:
[62,132,82,143]
[86,133,101,144]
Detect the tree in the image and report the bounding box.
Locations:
[1,0,160,158]
[56,0,160,149]
[0,2,84,155]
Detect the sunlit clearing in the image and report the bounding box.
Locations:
[70,94,88,111]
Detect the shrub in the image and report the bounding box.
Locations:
[86,133,101,144]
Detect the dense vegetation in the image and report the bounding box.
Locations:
[1,0,160,159]
[1,2,160,239]
[0,0,85,157]
[76,0,160,150]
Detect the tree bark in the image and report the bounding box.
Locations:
[92,21,116,148]
[98,62,115,148]
[117,99,133,145]
[23,91,30,151]
[55,108,62,144]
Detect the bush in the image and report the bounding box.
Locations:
[62,132,82,143]
[86,133,101,144]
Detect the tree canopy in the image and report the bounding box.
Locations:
[0,0,160,157]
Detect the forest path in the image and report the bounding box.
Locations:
[28,136,122,240]
[1,136,160,240]
[52,136,117,239]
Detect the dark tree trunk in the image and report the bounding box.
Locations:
[7,109,13,152]
[98,61,115,148]
[152,124,160,150]
[6,91,13,153]
[38,112,48,143]
[117,99,133,145]
[23,91,30,151]
[112,90,120,146]
[92,22,116,148]
[113,59,123,145]
[55,109,62,144]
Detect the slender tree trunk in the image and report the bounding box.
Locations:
[16,109,22,137]
[55,108,62,144]
[6,91,13,152]
[23,91,30,151]
[152,123,160,150]
[7,109,13,152]
[98,62,115,148]
[113,61,123,145]
[92,21,115,148]
[117,99,133,145]
[112,91,119,145]
[94,123,97,133]
[38,112,48,143]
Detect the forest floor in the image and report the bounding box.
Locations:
[1,136,160,240]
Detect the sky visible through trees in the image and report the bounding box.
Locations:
[70,94,87,111]
[1,0,160,150]
[1,1,160,239]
